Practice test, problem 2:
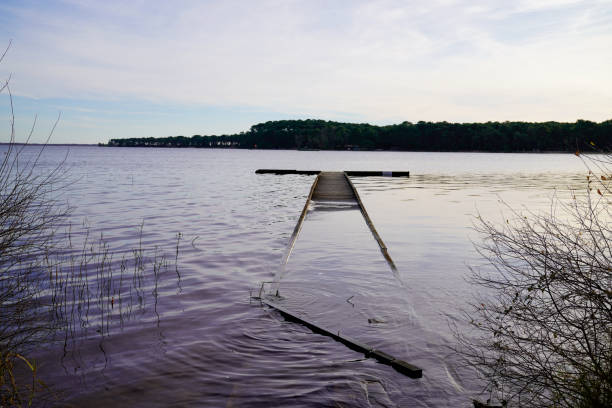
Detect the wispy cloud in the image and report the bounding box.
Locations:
[0,0,610,142]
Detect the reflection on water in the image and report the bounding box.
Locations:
[5,146,591,407]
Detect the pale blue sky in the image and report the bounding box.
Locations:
[1,0,611,143]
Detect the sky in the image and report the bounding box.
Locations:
[0,0,611,144]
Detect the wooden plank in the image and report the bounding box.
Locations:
[345,171,410,177]
[312,172,355,201]
[262,298,423,379]
[255,170,409,177]
[281,174,320,266]
[344,173,398,271]
[255,169,321,175]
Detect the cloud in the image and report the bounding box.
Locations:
[0,0,610,141]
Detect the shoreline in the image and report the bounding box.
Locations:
[96,145,585,154]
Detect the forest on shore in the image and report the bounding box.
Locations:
[107,119,612,152]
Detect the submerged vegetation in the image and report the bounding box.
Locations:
[108,118,612,152]
[0,139,181,405]
[0,43,181,406]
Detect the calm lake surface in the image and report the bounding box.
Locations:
[13,147,590,407]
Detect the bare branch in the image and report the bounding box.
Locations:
[457,179,612,407]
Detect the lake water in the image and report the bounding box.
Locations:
[8,146,590,407]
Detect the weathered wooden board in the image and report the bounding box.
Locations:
[312,172,356,201]
[263,298,423,379]
[255,170,409,177]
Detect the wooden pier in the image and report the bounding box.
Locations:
[256,169,421,379]
[312,171,356,201]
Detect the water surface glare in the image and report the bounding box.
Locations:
[6,146,591,407]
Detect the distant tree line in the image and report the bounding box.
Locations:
[106,119,612,152]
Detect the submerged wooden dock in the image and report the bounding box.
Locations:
[256,169,422,379]
[312,171,355,200]
[287,171,398,271]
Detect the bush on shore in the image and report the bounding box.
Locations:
[460,155,612,407]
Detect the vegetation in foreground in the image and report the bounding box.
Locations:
[0,43,180,407]
[108,118,612,152]
[459,155,612,407]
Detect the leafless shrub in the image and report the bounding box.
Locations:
[459,156,612,407]
[0,41,181,406]
[0,39,67,406]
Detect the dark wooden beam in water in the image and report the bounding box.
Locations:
[262,298,423,379]
[280,174,319,266]
[345,171,410,177]
[255,169,409,177]
[344,174,397,270]
[255,169,321,175]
